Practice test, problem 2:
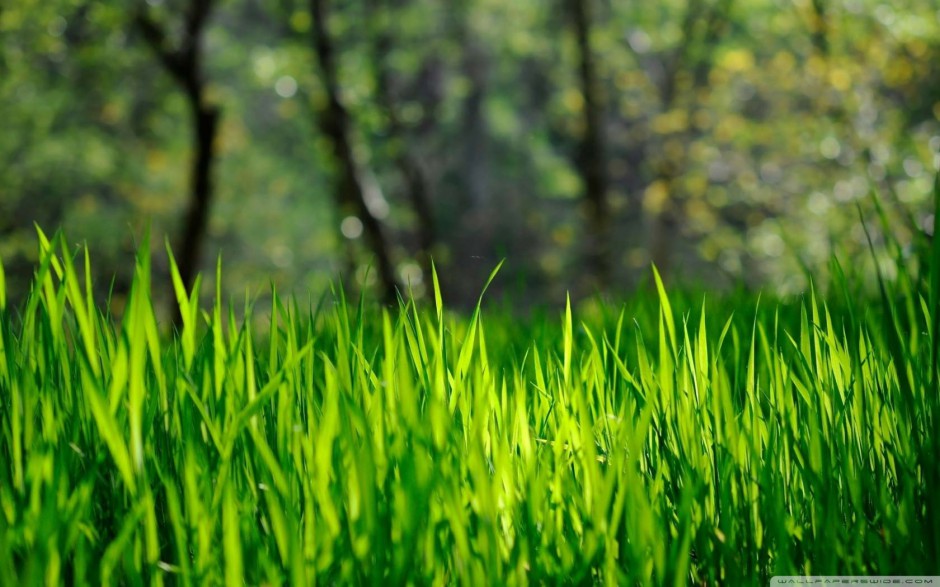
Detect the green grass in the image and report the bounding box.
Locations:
[2,202,940,584]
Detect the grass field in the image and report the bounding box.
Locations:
[2,203,940,584]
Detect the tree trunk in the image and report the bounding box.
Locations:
[569,0,611,289]
[134,0,219,327]
[310,0,401,304]
[368,0,437,276]
[460,39,490,210]
[176,100,219,296]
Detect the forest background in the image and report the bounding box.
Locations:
[2,0,939,316]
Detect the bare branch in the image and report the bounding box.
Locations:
[133,11,188,84]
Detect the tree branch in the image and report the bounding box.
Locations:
[133,11,188,85]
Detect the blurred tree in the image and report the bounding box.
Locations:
[0,0,159,304]
[567,0,611,288]
[640,0,734,281]
[460,42,490,214]
[134,0,220,317]
[1,0,938,309]
[308,0,401,303]
[367,0,437,277]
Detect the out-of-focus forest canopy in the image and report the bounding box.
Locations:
[1,0,939,315]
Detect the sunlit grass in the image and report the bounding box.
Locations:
[2,179,940,584]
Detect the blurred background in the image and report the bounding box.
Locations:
[1,0,939,316]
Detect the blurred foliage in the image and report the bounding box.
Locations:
[1,0,939,312]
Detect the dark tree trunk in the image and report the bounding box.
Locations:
[310,0,401,304]
[135,0,219,326]
[368,0,437,275]
[460,39,490,211]
[176,100,219,296]
[569,0,611,289]
[399,155,435,264]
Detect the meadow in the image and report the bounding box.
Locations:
[1,203,940,584]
